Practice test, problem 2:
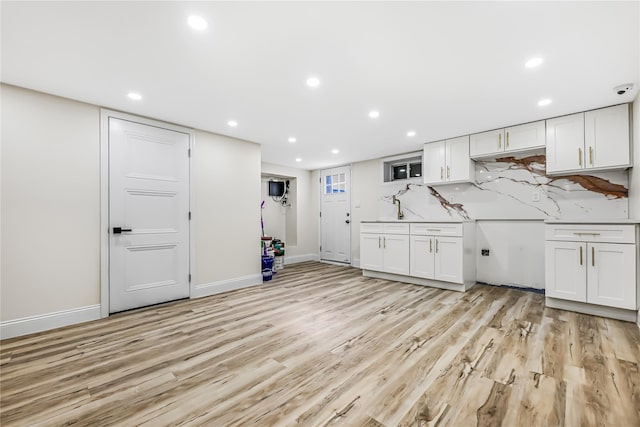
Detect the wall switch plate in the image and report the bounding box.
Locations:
[532,190,540,202]
[481,249,490,256]
[449,195,455,204]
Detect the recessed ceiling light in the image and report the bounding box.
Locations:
[288,137,297,143]
[227,120,238,127]
[331,149,339,154]
[538,98,552,106]
[127,92,142,101]
[188,15,208,30]
[525,57,544,68]
[295,158,302,162]
[306,77,320,87]
[368,110,380,118]
[407,131,416,137]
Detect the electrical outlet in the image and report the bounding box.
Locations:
[532,190,540,202]
[448,195,455,204]
[481,249,490,256]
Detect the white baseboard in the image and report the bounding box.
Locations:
[191,274,262,299]
[363,269,471,292]
[1,304,101,340]
[352,258,360,268]
[284,253,319,264]
[546,297,637,323]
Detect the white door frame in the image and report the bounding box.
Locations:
[99,109,196,318]
[318,164,352,265]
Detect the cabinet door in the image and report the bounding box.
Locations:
[545,241,587,302]
[505,120,545,152]
[445,135,472,182]
[546,113,585,174]
[423,141,445,184]
[585,104,630,170]
[470,129,504,157]
[434,237,463,284]
[383,234,410,275]
[410,235,434,279]
[587,243,636,309]
[360,234,384,272]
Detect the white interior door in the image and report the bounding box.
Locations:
[320,166,351,263]
[109,118,190,313]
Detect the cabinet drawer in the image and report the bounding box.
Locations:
[411,223,462,237]
[360,222,384,234]
[384,223,410,235]
[360,222,410,235]
[545,224,636,244]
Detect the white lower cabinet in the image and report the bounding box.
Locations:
[410,235,463,284]
[545,222,639,315]
[361,221,475,292]
[360,223,409,275]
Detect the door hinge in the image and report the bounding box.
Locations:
[189,273,191,283]
[188,148,191,157]
[188,211,192,220]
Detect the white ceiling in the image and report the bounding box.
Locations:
[2,1,639,170]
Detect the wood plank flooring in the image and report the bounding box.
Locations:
[1,261,639,426]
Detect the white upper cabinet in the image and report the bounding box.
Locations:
[504,121,546,152]
[423,136,473,185]
[469,129,504,158]
[584,104,630,170]
[546,104,630,175]
[546,112,585,174]
[470,121,545,159]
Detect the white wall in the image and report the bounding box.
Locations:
[351,158,383,267]
[194,131,261,286]
[475,221,545,288]
[628,94,640,216]
[262,162,318,262]
[1,84,101,321]
[1,84,262,335]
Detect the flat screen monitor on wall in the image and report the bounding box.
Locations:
[269,181,285,197]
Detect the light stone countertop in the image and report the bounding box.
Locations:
[360,219,473,223]
[544,218,640,224]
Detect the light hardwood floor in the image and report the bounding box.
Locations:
[1,262,639,426]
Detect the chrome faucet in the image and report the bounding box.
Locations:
[392,195,404,220]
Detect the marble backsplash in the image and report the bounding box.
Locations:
[381,155,629,220]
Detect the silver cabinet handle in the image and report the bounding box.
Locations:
[383,237,386,249]
[506,131,510,148]
[573,232,600,236]
[592,246,595,267]
[429,238,432,253]
[440,166,443,180]
[447,166,450,179]
[589,146,594,165]
[378,236,381,248]
[498,133,502,149]
[436,239,439,253]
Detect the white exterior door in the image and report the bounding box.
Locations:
[434,237,463,283]
[109,118,190,313]
[545,241,586,302]
[321,166,351,263]
[410,235,434,279]
[587,243,636,309]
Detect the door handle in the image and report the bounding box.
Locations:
[113,227,132,234]
[345,220,350,224]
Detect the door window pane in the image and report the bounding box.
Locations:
[409,162,422,178]
[393,165,408,180]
